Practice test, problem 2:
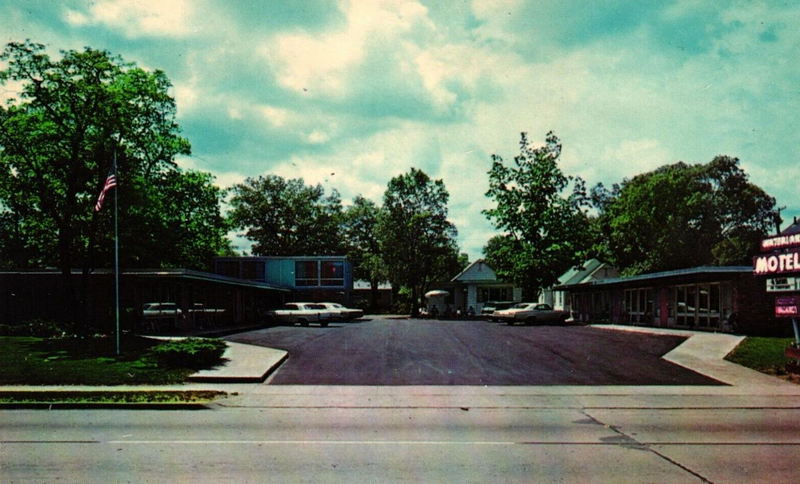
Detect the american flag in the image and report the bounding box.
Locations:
[94,167,117,212]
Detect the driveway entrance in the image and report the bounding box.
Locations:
[227,318,722,385]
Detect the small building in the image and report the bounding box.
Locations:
[213,255,354,304]
[446,259,522,315]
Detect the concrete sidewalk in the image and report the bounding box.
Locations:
[186,341,287,383]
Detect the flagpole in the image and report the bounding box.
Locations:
[113,149,120,356]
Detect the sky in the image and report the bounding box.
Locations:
[1,0,798,260]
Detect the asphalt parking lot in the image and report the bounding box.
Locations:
[227,318,722,386]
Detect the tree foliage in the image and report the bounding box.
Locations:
[0,40,229,324]
[342,196,386,310]
[228,174,344,256]
[593,156,781,275]
[377,168,460,315]
[483,132,591,297]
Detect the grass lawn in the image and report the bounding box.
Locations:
[0,335,196,385]
[725,336,796,375]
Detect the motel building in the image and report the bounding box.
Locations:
[556,220,800,336]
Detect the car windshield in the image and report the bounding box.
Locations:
[512,303,530,309]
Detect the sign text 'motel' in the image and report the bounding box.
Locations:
[753,247,800,275]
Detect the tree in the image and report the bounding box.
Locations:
[341,196,386,311]
[483,132,591,298]
[377,168,459,316]
[228,174,344,256]
[0,40,194,325]
[594,156,781,275]
[115,169,232,270]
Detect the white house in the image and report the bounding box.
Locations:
[448,259,522,314]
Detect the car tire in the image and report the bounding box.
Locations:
[506,320,514,326]
[321,322,329,327]
[525,317,536,326]
[560,315,568,324]
[300,319,309,327]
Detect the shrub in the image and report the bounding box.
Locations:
[0,319,75,338]
[150,338,227,369]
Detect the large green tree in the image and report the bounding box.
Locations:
[116,169,232,270]
[228,174,344,256]
[377,168,459,316]
[0,41,228,324]
[594,156,781,275]
[341,195,386,311]
[483,132,591,298]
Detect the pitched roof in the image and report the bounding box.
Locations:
[450,259,500,283]
[558,259,605,286]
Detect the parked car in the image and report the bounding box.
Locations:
[481,301,517,317]
[266,302,335,327]
[187,303,226,315]
[142,302,183,319]
[491,302,570,325]
[319,302,364,321]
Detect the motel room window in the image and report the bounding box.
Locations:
[674,284,722,329]
[624,288,653,324]
[320,261,345,287]
[295,261,319,286]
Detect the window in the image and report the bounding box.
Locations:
[241,261,265,280]
[674,283,721,329]
[478,286,513,302]
[295,261,319,286]
[320,261,345,286]
[624,288,653,324]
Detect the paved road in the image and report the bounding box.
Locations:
[227,318,721,385]
[3,388,800,482]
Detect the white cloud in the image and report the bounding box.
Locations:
[265,0,434,96]
[64,0,201,38]
[259,106,290,127]
[307,130,330,144]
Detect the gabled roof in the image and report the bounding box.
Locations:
[451,259,500,283]
[558,259,606,286]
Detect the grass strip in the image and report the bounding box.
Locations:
[0,390,226,405]
[725,336,795,374]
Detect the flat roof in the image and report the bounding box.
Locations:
[555,265,752,291]
[0,268,290,292]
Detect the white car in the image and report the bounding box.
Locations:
[142,302,183,319]
[266,302,335,327]
[319,302,364,321]
[492,302,570,325]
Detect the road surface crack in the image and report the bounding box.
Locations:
[581,409,714,483]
